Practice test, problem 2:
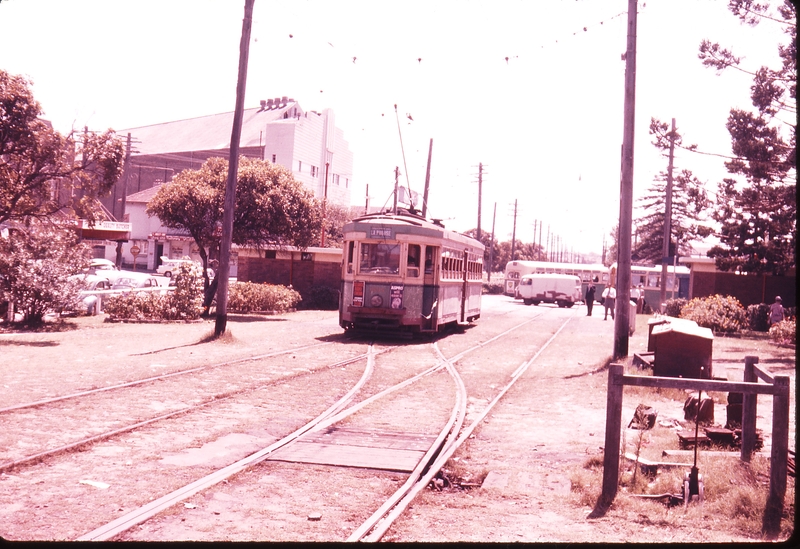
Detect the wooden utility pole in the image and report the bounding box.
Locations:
[476,162,483,240]
[488,202,496,281]
[614,0,638,359]
[538,220,542,261]
[660,118,676,307]
[510,199,518,262]
[215,0,254,338]
[320,162,329,247]
[532,220,537,260]
[422,139,432,217]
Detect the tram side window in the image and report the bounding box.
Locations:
[647,273,659,288]
[359,242,401,275]
[407,244,421,277]
[346,241,354,274]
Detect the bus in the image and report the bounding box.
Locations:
[612,262,691,310]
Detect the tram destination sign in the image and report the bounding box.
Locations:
[370,227,392,239]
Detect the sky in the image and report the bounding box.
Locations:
[0,0,788,257]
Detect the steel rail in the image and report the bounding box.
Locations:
[75,309,549,541]
[0,341,333,414]
[0,352,372,474]
[358,314,575,542]
[346,342,468,542]
[76,345,381,541]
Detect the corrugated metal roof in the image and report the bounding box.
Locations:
[126,185,165,203]
[118,102,304,155]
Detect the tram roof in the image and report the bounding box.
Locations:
[343,211,484,250]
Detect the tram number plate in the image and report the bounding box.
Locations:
[353,281,364,307]
[390,284,404,309]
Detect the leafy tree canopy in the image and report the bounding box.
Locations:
[0,222,90,325]
[0,70,124,225]
[146,157,322,287]
[699,0,796,274]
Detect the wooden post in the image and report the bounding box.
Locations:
[741,356,759,461]
[763,374,790,538]
[599,363,624,508]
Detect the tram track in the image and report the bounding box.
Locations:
[76,308,570,541]
[0,303,578,541]
[0,351,375,474]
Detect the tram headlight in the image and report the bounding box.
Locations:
[370,294,383,307]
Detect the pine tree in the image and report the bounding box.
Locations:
[633,169,713,264]
[699,0,796,275]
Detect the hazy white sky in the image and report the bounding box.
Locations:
[0,0,786,256]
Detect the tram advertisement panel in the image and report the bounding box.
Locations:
[390,284,404,310]
[353,281,364,307]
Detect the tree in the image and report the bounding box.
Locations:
[0,70,124,225]
[632,169,713,263]
[146,156,322,291]
[0,222,90,325]
[699,0,796,274]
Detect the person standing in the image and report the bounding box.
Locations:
[602,285,616,320]
[585,280,596,316]
[769,296,785,326]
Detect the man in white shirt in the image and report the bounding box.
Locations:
[602,285,616,320]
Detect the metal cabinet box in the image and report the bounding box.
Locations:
[651,321,714,379]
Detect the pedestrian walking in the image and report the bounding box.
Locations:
[768,296,785,326]
[602,285,616,320]
[585,280,596,316]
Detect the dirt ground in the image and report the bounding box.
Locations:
[0,299,795,542]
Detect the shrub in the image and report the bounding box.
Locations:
[768,319,796,345]
[746,303,770,332]
[680,294,747,333]
[227,282,301,313]
[483,281,504,295]
[664,298,687,318]
[105,262,203,321]
[300,285,339,310]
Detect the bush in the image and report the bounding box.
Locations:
[300,285,339,310]
[680,294,747,333]
[227,282,301,313]
[664,298,687,318]
[483,281,504,295]
[768,319,796,345]
[746,303,770,332]
[105,262,203,321]
[0,225,90,325]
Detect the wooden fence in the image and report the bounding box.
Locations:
[597,356,790,538]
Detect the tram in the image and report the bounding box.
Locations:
[339,210,485,334]
[503,260,609,300]
[611,262,691,306]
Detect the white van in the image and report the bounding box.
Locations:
[517,273,582,308]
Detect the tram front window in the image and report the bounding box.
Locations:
[360,243,401,274]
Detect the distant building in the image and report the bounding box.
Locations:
[101,97,354,222]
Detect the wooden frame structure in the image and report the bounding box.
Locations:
[597,356,790,538]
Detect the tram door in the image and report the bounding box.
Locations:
[460,249,468,323]
[422,245,438,331]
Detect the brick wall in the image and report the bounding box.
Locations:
[691,272,796,307]
[238,256,340,296]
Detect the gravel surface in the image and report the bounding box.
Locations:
[0,298,794,542]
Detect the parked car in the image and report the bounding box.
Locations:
[80,275,113,314]
[86,258,127,283]
[111,275,162,291]
[157,256,200,278]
